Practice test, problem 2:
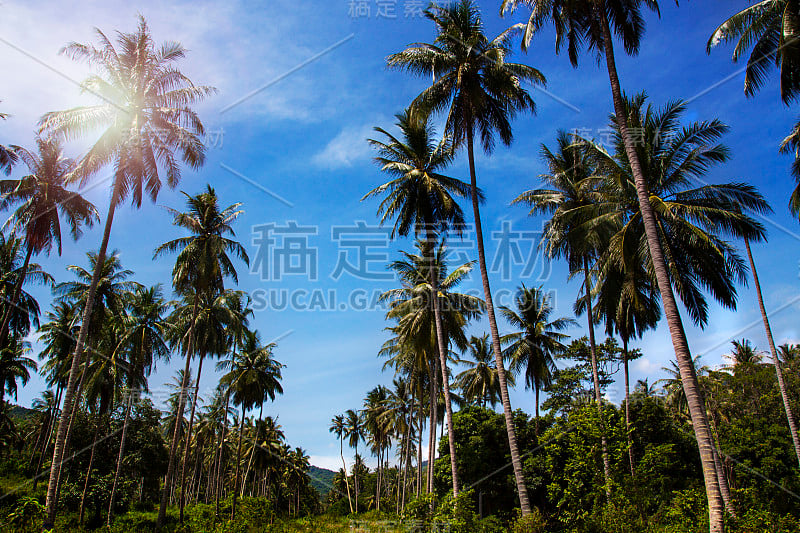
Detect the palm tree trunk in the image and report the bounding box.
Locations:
[215,390,230,520]
[426,228,460,497]
[43,196,118,530]
[416,394,424,497]
[107,390,134,526]
[596,3,724,530]
[583,259,612,494]
[0,239,33,348]
[465,121,531,516]
[354,442,359,512]
[54,364,88,501]
[242,403,263,497]
[623,338,635,478]
[427,357,438,494]
[179,352,205,522]
[341,437,353,513]
[534,386,540,438]
[34,385,62,489]
[231,409,246,521]
[745,238,800,466]
[78,414,103,524]
[157,292,199,530]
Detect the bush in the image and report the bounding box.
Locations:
[510,509,548,533]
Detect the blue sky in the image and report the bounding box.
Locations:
[1,0,800,471]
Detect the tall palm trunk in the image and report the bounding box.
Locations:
[230,409,246,521]
[157,293,199,530]
[534,386,540,437]
[622,338,635,478]
[340,436,354,513]
[107,390,134,526]
[596,3,724,530]
[54,362,89,500]
[583,260,612,494]
[43,197,118,530]
[354,441,359,512]
[426,228,460,497]
[465,121,532,516]
[427,356,438,494]
[416,391,424,497]
[0,240,33,347]
[242,403,263,497]
[78,414,103,524]
[214,390,230,520]
[179,352,206,521]
[33,385,61,486]
[744,238,800,466]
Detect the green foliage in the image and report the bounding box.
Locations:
[4,496,44,530]
[510,509,547,533]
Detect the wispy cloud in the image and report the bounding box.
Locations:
[312,122,377,169]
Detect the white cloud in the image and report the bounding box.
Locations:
[312,122,376,169]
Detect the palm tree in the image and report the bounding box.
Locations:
[455,334,515,408]
[0,338,36,405]
[39,18,214,526]
[513,130,614,490]
[387,2,545,512]
[707,3,800,215]
[592,252,660,477]
[0,107,19,175]
[106,285,170,526]
[169,289,250,521]
[153,184,248,525]
[0,136,98,347]
[363,107,472,497]
[329,414,354,513]
[344,409,364,511]
[501,0,729,527]
[741,238,800,467]
[501,285,574,435]
[218,329,283,521]
[363,386,391,511]
[381,240,483,493]
[727,339,764,367]
[0,234,50,345]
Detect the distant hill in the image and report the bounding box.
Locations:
[7,404,36,420]
[308,465,337,495]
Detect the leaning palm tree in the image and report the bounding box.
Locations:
[0,136,98,347]
[329,414,354,513]
[106,285,170,526]
[363,107,472,497]
[218,329,283,521]
[501,285,574,435]
[153,184,248,525]
[387,2,545,511]
[513,130,614,490]
[741,237,800,467]
[500,0,728,527]
[38,17,214,526]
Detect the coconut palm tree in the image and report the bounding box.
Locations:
[381,239,483,493]
[512,130,614,490]
[363,108,473,496]
[0,234,50,345]
[0,108,18,175]
[218,329,283,521]
[0,136,98,347]
[592,253,660,476]
[501,285,574,435]
[387,2,545,512]
[344,409,364,511]
[169,289,250,521]
[106,285,170,526]
[0,338,36,405]
[455,334,515,408]
[153,184,248,524]
[501,0,729,527]
[329,414,354,513]
[707,2,800,215]
[38,18,214,525]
